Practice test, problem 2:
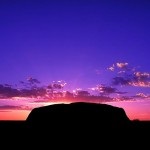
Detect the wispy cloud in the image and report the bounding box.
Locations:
[0,110,11,112]
[89,84,126,95]
[107,62,129,72]
[116,62,128,69]
[0,78,68,99]
[133,93,150,99]
[112,77,131,86]
[129,72,150,87]
[118,71,126,74]
[0,69,149,106]
[0,105,31,110]
[107,64,115,71]
[113,96,134,101]
[0,84,20,98]
[27,77,40,84]
[112,72,150,87]
[108,62,150,88]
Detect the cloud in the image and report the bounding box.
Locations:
[0,83,47,99]
[89,84,126,95]
[0,110,11,112]
[0,84,20,98]
[52,80,67,89]
[116,91,128,94]
[27,77,40,84]
[118,71,126,74]
[107,62,129,72]
[133,93,150,99]
[75,90,90,97]
[111,64,150,87]
[128,72,150,87]
[20,87,47,97]
[116,62,128,69]
[113,96,134,101]
[112,76,150,87]
[0,79,69,101]
[33,99,50,103]
[130,72,150,87]
[71,95,114,103]
[0,105,31,110]
[107,64,115,71]
[112,77,131,86]
[128,81,150,87]
[97,85,117,94]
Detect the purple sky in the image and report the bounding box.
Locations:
[0,0,150,120]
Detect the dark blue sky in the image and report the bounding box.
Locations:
[0,0,150,91]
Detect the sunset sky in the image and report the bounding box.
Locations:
[0,0,150,120]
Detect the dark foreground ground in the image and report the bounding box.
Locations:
[0,120,150,131]
[0,120,150,146]
[0,102,150,145]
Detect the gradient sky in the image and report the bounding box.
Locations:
[0,0,150,120]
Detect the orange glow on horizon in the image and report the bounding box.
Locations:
[105,101,150,121]
[0,100,150,121]
[0,110,30,120]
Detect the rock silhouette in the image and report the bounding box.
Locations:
[26,102,131,128]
